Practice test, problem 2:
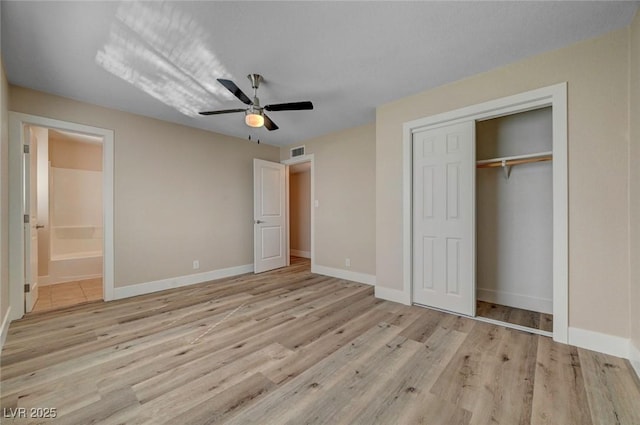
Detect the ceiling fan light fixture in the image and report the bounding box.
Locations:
[245,111,264,128]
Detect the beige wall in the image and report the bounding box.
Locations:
[377,28,630,337]
[630,12,640,351]
[10,86,280,287]
[290,170,311,254]
[281,123,376,276]
[49,130,103,171]
[1,59,9,323]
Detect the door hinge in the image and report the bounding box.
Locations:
[23,144,30,154]
[24,283,30,293]
[24,214,30,224]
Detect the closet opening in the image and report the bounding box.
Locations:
[404,83,567,341]
[475,107,553,333]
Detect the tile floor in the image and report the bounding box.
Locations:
[32,278,103,312]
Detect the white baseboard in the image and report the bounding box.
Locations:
[291,249,311,259]
[568,327,631,359]
[40,274,103,286]
[48,273,103,285]
[1,307,12,351]
[477,288,552,314]
[374,286,411,305]
[630,340,640,381]
[312,264,376,286]
[113,264,254,300]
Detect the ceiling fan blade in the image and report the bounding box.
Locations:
[199,108,246,116]
[264,101,314,112]
[217,79,253,105]
[263,114,279,131]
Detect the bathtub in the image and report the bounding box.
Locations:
[48,226,103,284]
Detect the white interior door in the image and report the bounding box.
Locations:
[254,159,287,273]
[412,121,475,316]
[24,126,39,312]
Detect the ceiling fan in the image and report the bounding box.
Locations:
[199,74,313,131]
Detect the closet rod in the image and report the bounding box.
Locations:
[476,151,552,179]
[476,155,552,169]
[476,151,552,169]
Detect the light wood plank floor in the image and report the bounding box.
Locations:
[33,278,103,312]
[2,258,639,424]
[476,300,553,332]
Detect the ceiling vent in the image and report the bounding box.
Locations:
[290,146,305,158]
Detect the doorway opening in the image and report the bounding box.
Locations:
[282,154,315,273]
[8,112,114,322]
[288,161,311,270]
[28,126,104,313]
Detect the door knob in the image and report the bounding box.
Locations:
[36,225,44,229]
[255,220,265,224]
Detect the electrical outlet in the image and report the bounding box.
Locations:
[345,258,351,267]
[193,260,200,270]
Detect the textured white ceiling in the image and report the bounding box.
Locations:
[2,1,638,146]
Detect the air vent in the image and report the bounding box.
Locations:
[290,146,305,158]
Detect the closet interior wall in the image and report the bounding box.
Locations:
[476,107,553,314]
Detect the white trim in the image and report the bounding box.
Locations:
[8,112,115,321]
[568,327,630,359]
[290,249,311,259]
[630,341,640,381]
[375,285,411,305]
[113,264,253,300]
[476,288,553,315]
[550,87,569,344]
[401,83,568,344]
[285,164,290,267]
[282,154,315,271]
[0,307,11,350]
[313,264,376,286]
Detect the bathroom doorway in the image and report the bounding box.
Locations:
[29,126,104,312]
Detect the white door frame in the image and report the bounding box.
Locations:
[281,154,315,271]
[8,112,115,321]
[401,83,568,343]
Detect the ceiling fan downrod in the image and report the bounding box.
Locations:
[248,74,263,107]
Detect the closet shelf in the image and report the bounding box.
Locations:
[476,151,552,179]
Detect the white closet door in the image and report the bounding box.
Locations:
[412,121,475,316]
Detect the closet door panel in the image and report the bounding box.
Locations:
[446,162,460,220]
[446,237,461,295]
[412,121,475,316]
[421,236,435,290]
